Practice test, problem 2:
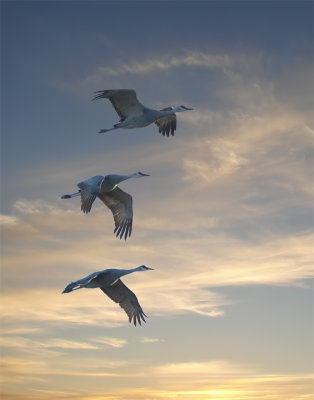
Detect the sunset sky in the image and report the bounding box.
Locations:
[1,1,313,399]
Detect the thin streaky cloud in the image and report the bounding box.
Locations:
[96,51,234,76]
[43,339,100,350]
[151,360,252,377]
[0,327,44,335]
[139,337,164,344]
[53,49,261,93]
[91,336,127,348]
[0,285,228,327]
[0,334,127,353]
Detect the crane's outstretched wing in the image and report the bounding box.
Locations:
[97,187,133,240]
[77,182,97,214]
[100,279,147,326]
[93,89,144,119]
[155,107,177,137]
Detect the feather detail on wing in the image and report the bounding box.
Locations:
[97,187,133,240]
[100,279,147,326]
[155,107,177,137]
[93,89,144,119]
[77,182,97,214]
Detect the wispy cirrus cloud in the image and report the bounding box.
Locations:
[53,49,260,94]
[91,336,127,348]
[93,51,234,76]
[0,289,128,328]
[0,355,121,385]
[139,337,164,344]
[0,335,127,354]
[182,110,313,191]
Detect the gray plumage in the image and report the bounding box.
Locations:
[62,265,153,326]
[93,89,193,136]
[61,172,149,240]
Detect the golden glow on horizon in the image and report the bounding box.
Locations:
[1,371,313,400]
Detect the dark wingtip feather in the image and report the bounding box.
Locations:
[124,220,132,240]
[114,219,132,240]
[129,311,147,327]
[92,91,106,101]
[81,205,91,214]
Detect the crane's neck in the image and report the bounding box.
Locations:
[118,173,139,181]
[109,267,141,285]
[144,107,175,121]
[111,173,137,184]
[100,173,135,192]
[158,108,176,118]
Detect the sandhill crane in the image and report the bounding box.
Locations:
[93,89,193,136]
[61,172,149,240]
[62,265,153,326]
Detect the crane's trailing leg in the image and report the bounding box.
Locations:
[98,128,114,134]
[61,191,81,199]
[98,124,120,134]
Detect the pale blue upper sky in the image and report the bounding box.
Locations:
[1,1,313,399]
[2,1,312,195]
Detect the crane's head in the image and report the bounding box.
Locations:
[133,171,150,178]
[175,105,194,113]
[62,282,81,293]
[137,265,154,271]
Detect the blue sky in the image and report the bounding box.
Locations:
[1,1,313,399]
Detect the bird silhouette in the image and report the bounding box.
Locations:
[61,172,149,239]
[93,89,193,136]
[62,265,153,326]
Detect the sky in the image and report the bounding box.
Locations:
[1,0,313,399]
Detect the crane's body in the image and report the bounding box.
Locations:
[93,89,193,136]
[62,265,153,326]
[66,268,139,289]
[114,109,160,129]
